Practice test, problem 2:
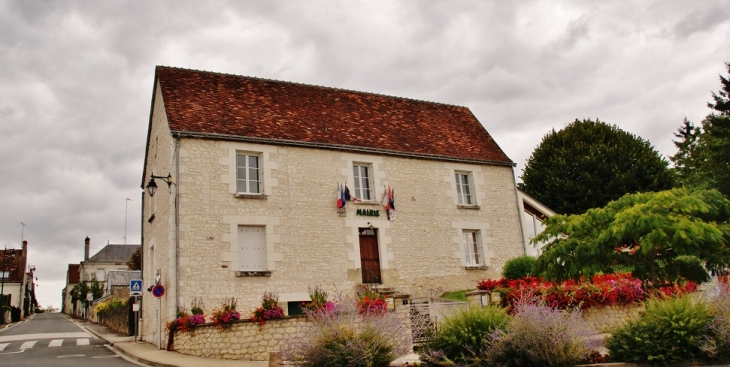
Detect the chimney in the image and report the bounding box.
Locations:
[22,240,27,252]
[84,237,90,261]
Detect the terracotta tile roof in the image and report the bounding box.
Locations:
[154,66,513,165]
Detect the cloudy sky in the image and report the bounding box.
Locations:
[1,1,728,309]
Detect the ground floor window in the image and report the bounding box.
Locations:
[463,230,484,266]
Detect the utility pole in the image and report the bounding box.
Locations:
[124,198,132,244]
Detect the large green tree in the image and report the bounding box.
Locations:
[519,119,674,214]
[672,63,730,197]
[532,188,730,288]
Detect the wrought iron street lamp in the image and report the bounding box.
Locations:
[145,173,173,197]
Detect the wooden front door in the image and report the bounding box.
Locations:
[359,228,381,284]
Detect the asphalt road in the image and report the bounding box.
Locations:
[0,313,142,366]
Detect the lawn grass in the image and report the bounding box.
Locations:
[440,289,472,302]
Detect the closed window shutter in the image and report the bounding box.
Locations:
[239,226,266,271]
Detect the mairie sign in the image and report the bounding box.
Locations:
[130,279,143,296]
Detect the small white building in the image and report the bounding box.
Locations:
[517,189,556,257]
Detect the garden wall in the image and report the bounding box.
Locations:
[99,305,130,335]
[581,304,645,332]
[172,317,311,361]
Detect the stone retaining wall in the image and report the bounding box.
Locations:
[172,316,311,361]
[581,304,645,332]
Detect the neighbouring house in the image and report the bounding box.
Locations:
[1,240,37,323]
[88,270,141,324]
[61,264,80,315]
[74,237,139,317]
[516,189,556,257]
[140,66,526,347]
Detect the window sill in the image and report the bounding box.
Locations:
[235,271,271,277]
[457,204,480,210]
[234,193,267,200]
[353,200,379,205]
[465,265,488,271]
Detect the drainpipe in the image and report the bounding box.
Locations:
[174,135,180,315]
[511,166,527,255]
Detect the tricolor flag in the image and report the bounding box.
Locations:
[344,184,352,202]
[388,187,395,211]
[382,186,390,211]
[336,184,345,209]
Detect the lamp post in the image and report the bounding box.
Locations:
[125,198,132,244]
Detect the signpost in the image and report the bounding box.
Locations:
[151,284,165,298]
[130,279,143,296]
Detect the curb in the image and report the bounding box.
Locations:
[75,317,175,367]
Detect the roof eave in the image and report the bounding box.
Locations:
[171,130,516,167]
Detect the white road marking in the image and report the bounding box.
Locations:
[0,343,8,351]
[0,332,90,343]
[49,339,63,347]
[76,338,89,346]
[58,354,85,358]
[20,341,37,349]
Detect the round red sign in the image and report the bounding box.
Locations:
[151,284,165,298]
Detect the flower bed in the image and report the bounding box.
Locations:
[477,273,697,312]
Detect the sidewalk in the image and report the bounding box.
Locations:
[77,318,269,367]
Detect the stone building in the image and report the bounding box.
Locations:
[1,240,36,322]
[140,66,526,347]
[70,237,139,317]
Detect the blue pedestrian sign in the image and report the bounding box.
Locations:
[130,279,143,296]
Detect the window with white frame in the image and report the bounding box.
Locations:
[95,269,106,281]
[352,163,373,201]
[236,153,262,194]
[238,226,267,271]
[455,172,474,205]
[462,230,484,266]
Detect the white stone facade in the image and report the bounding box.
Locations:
[140,82,526,347]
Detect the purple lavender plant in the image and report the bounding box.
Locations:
[279,292,411,367]
[485,298,601,367]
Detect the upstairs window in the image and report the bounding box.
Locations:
[463,230,484,266]
[237,153,261,194]
[95,269,106,281]
[455,172,474,205]
[353,164,373,201]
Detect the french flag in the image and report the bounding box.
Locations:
[336,184,346,209]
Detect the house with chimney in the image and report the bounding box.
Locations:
[1,240,37,322]
[69,237,139,317]
[140,66,528,346]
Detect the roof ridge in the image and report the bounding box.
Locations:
[156,65,467,109]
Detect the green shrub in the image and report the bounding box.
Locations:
[667,255,710,284]
[502,256,536,280]
[420,306,510,365]
[607,296,710,364]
